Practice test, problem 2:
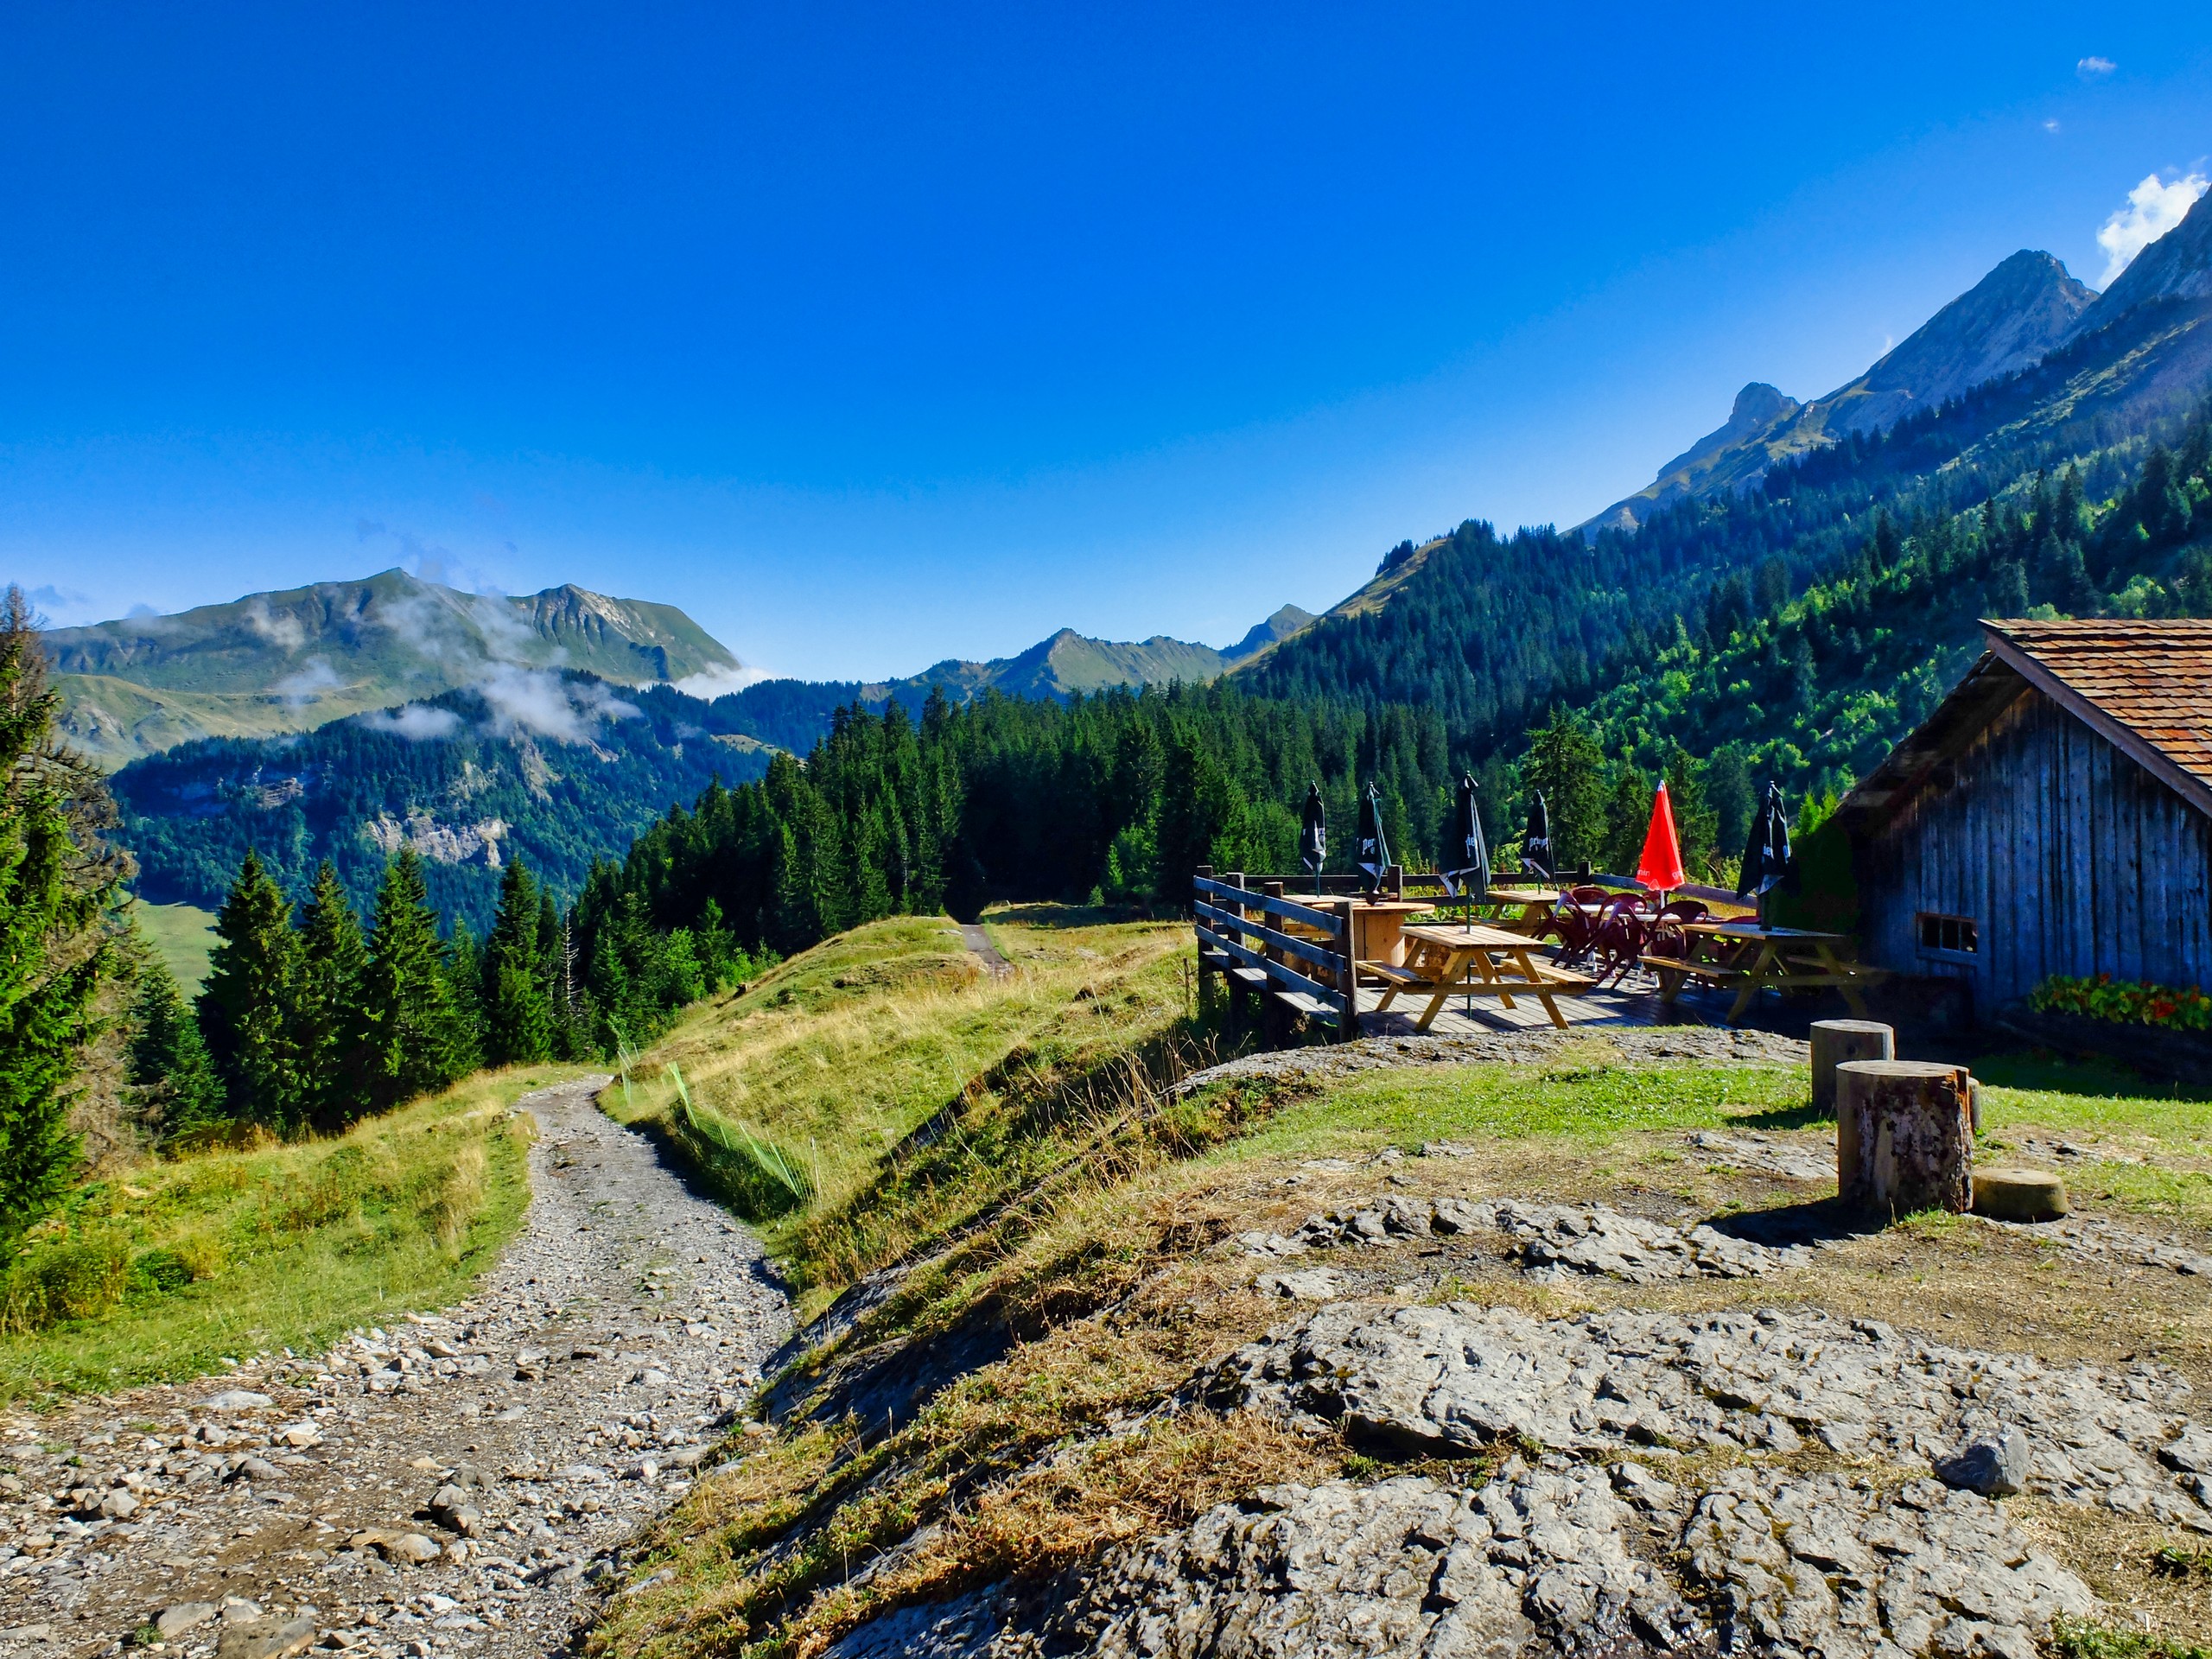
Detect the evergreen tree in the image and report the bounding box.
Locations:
[128,957,226,1146]
[1662,746,1719,878]
[364,850,467,1108]
[480,857,554,1066]
[198,849,301,1128]
[1704,743,1756,864]
[0,586,127,1231]
[442,921,486,1078]
[1520,708,1607,869]
[292,861,373,1128]
[1599,764,1652,878]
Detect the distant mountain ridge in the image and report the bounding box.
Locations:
[1585,249,2099,535]
[42,568,742,766]
[706,603,1316,752]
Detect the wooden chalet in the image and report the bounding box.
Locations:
[1836,620,2212,1012]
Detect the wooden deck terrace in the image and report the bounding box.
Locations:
[1344,970,1685,1037]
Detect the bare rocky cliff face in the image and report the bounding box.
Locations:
[1584,238,2118,537]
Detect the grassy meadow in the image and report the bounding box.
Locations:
[134,898,220,995]
[0,1065,582,1400]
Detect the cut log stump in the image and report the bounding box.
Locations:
[1810,1020,1894,1116]
[1973,1166,2069,1223]
[1836,1059,1972,1217]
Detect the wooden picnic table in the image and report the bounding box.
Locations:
[1370,922,1595,1032]
[1641,920,1883,1024]
[1283,897,1431,977]
[1480,887,1563,935]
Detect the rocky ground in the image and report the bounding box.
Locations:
[0,1077,791,1659]
[747,1036,2212,1658]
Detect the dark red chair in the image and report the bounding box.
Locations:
[1590,893,1653,983]
[1643,898,1709,960]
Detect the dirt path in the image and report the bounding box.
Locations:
[0,1077,791,1659]
[956,923,1010,976]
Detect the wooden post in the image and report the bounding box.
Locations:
[1837,1059,1972,1216]
[1336,899,1360,1042]
[1230,871,1247,1039]
[1192,866,1215,1011]
[1810,1020,1893,1116]
[1387,862,1403,899]
[1260,880,1288,1048]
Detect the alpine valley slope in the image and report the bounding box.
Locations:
[42,568,744,767]
[1239,190,2212,791]
[110,673,771,933]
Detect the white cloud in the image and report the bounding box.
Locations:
[273,657,344,706]
[356,702,464,741]
[2043,118,2062,133]
[2097,171,2209,284]
[671,664,772,701]
[239,597,307,652]
[2077,55,2116,78]
[476,665,640,743]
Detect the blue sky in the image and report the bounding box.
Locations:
[3,4,2209,681]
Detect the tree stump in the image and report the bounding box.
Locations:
[1973,1166,2069,1223]
[1836,1059,1972,1215]
[1810,1020,1894,1116]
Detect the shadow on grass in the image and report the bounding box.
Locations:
[1732,1102,1832,1131]
[989,902,1160,930]
[1973,1051,2212,1103]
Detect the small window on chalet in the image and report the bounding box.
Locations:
[1916,912,1979,956]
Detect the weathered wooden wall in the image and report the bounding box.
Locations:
[1855,685,2212,1008]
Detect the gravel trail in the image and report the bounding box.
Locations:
[0,1077,791,1659]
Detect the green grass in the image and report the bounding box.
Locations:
[0,1066,580,1400]
[135,898,219,995]
[1975,1052,2212,1150]
[617,907,1204,1311]
[1225,1052,1812,1162]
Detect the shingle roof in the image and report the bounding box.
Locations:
[1983,620,2212,818]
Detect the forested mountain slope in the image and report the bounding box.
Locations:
[1240,191,2212,798]
[110,671,769,931]
[43,569,742,766]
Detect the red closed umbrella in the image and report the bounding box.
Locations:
[1636,780,1687,894]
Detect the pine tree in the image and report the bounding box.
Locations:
[198,849,302,1128]
[292,861,373,1128]
[128,957,226,1146]
[0,586,127,1231]
[364,850,467,1108]
[480,857,553,1066]
[1520,708,1607,869]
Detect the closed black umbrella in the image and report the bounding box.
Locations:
[1737,781,1795,921]
[1356,784,1392,893]
[1440,773,1491,909]
[1299,783,1327,880]
[1522,791,1554,882]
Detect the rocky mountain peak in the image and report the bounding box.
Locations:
[1831,249,2094,435]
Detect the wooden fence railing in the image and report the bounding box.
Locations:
[1191,868,1358,1043]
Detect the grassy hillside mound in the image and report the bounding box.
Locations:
[0,1066,580,1401]
[587,918,2212,1658]
[602,908,1210,1314]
